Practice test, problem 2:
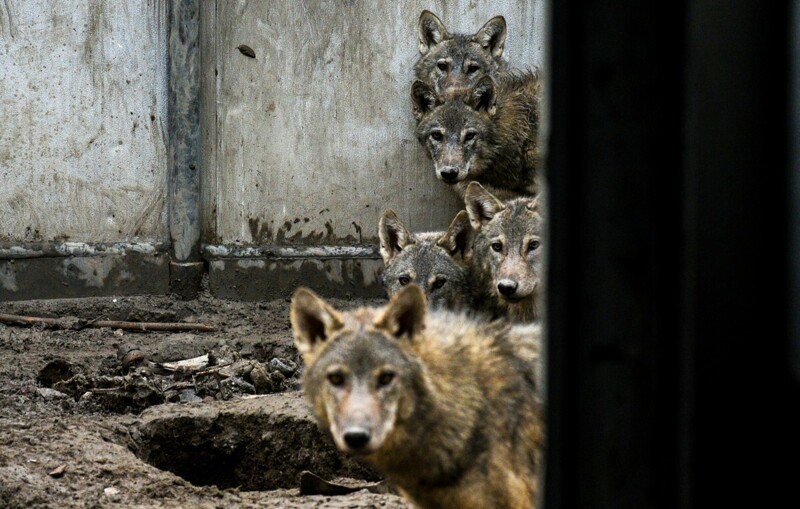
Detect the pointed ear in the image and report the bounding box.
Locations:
[467,76,497,116]
[418,10,449,54]
[411,80,438,121]
[290,287,344,363]
[436,210,473,258]
[526,196,541,214]
[465,181,505,229]
[379,209,414,265]
[473,15,507,58]
[374,284,427,340]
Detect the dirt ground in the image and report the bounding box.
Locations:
[0,284,411,508]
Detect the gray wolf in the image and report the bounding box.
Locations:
[465,181,544,322]
[412,70,543,200]
[415,10,508,96]
[378,209,472,310]
[290,284,544,509]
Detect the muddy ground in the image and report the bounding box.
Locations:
[0,284,411,508]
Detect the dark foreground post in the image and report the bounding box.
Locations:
[546,0,798,508]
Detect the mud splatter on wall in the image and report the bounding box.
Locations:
[202,0,547,246]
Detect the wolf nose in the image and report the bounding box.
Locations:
[497,279,519,296]
[439,167,460,182]
[343,427,371,450]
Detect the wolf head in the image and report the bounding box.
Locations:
[290,285,428,457]
[412,76,498,185]
[466,182,543,318]
[378,209,472,309]
[414,10,507,96]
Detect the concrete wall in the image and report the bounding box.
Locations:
[0,0,169,244]
[0,0,547,300]
[0,1,170,300]
[201,0,547,246]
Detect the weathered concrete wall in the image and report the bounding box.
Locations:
[201,0,547,246]
[0,0,169,244]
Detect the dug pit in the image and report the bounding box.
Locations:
[128,392,381,491]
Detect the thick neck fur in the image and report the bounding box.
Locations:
[363,315,529,506]
[472,281,541,323]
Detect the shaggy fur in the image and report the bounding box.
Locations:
[291,285,545,509]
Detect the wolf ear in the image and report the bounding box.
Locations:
[374,284,427,340]
[418,10,449,54]
[290,287,344,363]
[526,196,541,213]
[411,80,438,121]
[465,181,505,229]
[379,209,415,265]
[473,15,507,58]
[437,210,473,258]
[468,76,497,116]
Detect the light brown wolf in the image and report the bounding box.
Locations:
[412,70,543,200]
[466,181,544,322]
[415,10,508,96]
[290,284,544,509]
[378,209,472,310]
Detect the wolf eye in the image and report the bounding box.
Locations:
[437,61,449,71]
[377,371,395,387]
[328,372,345,387]
[432,278,446,290]
[491,241,503,252]
[467,64,480,74]
[398,276,411,286]
[464,131,476,142]
[430,131,443,142]
[527,240,541,252]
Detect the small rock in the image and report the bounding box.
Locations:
[48,464,66,478]
[37,388,68,400]
[104,487,120,497]
[79,391,93,401]
[269,358,296,377]
[179,388,203,403]
[237,44,256,58]
[117,344,147,372]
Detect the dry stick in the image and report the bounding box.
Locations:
[0,313,216,332]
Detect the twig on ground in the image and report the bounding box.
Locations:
[0,313,216,332]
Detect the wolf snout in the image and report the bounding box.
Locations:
[438,167,461,182]
[497,279,519,297]
[343,426,371,451]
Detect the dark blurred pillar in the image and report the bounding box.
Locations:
[545,0,797,508]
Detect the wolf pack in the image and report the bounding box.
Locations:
[291,11,545,509]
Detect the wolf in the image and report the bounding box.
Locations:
[415,10,508,96]
[290,284,544,509]
[378,208,472,310]
[412,70,543,200]
[465,181,545,323]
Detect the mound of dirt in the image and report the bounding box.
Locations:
[0,290,409,508]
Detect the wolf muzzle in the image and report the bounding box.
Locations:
[438,166,461,182]
[342,426,372,451]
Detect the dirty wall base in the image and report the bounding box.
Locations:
[207,257,385,301]
[0,254,170,301]
[0,244,386,301]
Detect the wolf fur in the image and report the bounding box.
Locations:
[415,10,508,96]
[290,284,545,509]
[378,209,472,310]
[412,69,543,200]
[466,181,544,323]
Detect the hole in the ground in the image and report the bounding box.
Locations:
[129,392,380,491]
